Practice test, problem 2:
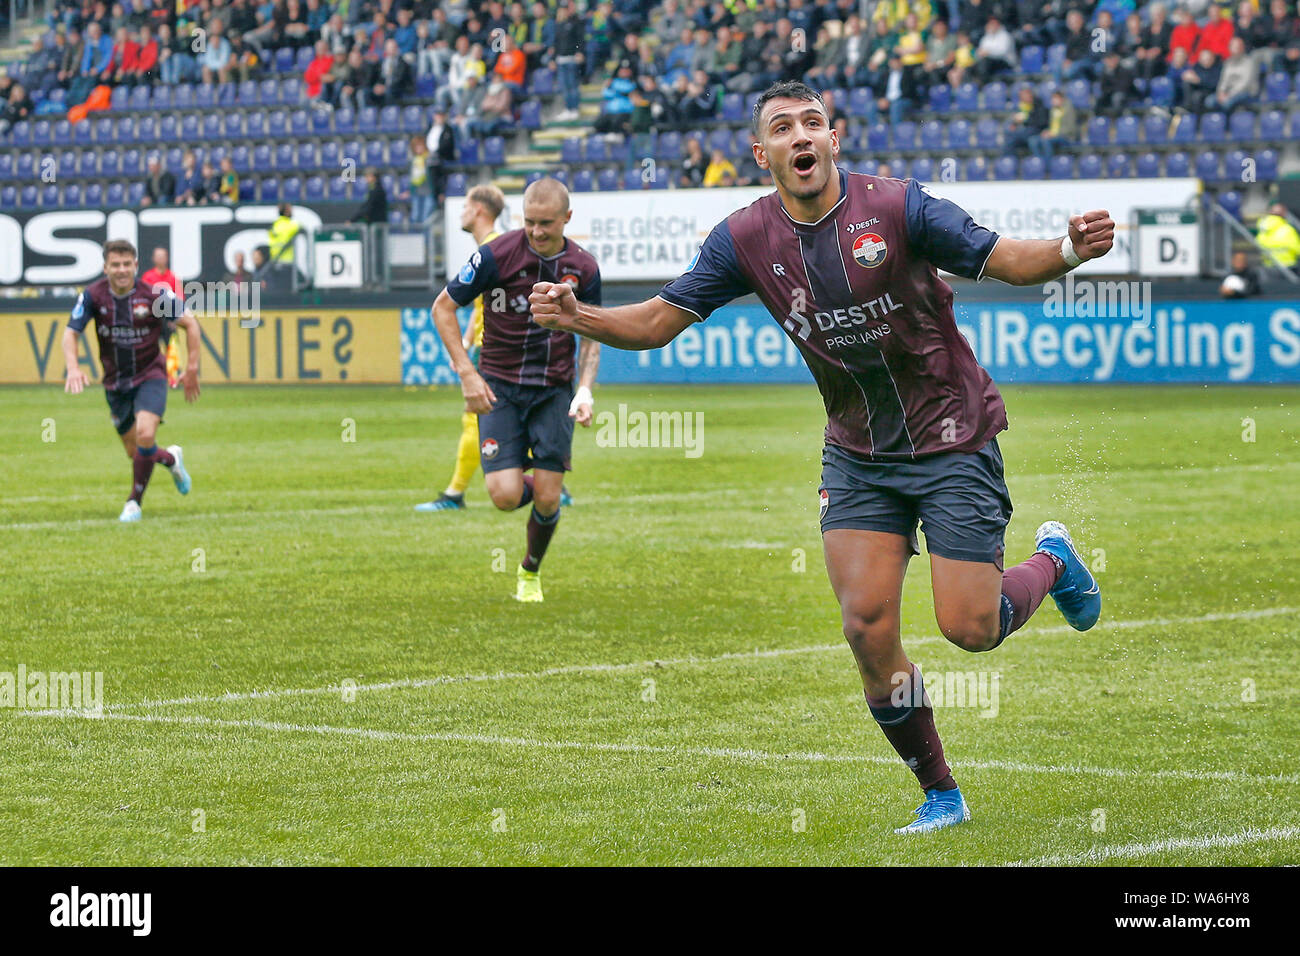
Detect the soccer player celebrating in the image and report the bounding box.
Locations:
[416,184,507,513]
[529,81,1110,832]
[63,239,201,522]
[433,178,601,602]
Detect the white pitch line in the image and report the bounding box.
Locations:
[99,605,1298,713]
[1008,825,1300,866]
[22,710,1300,787]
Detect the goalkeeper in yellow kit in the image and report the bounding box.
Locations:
[416,186,574,513]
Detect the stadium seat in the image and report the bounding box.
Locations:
[253,144,272,173]
[16,153,34,179]
[520,99,542,129]
[231,145,251,174]
[1199,112,1227,143]
[319,140,340,168]
[105,183,124,206]
[561,137,582,163]
[1142,113,1170,145]
[200,114,219,140]
[1085,116,1110,147]
[551,169,569,187]
[73,118,93,145]
[1165,151,1191,177]
[909,157,934,181]
[1195,150,1222,180]
[84,183,102,206]
[1019,155,1046,179]
[721,92,744,123]
[892,121,917,149]
[1065,79,1091,111]
[850,158,875,176]
[274,143,294,169]
[62,184,81,207]
[848,86,874,117]
[165,147,184,174]
[290,109,310,137]
[656,130,682,160]
[19,185,39,208]
[1259,110,1287,141]
[127,182,144,205]
[99,149,120,176]
[138,116,157,143]
[1136,152,1160,177]
[244,111,265,139]
[525,170,543,188]
[52,120,72,146]
[446,173,468,196]
[484,136,505,165]
[237,80,258,103]
[122,149,142,176]
[1107,153,1132,178]
[304,176,325,201]
[128,86,150,110]
[110,86,128,111]
[947,119,972,148]
[928,84,951,113]
[1265,72,1291,104]
[379,106,400,134]
[1217,190,1243,219]
[596,168,617,191]
[327,177,348,202]
[224,112,244,138]
[457,140,479,165]
[218,82,237,107]
[622,168,644,190]
[209,145,227,166]
[1077,153,1103,178]
[93,117,113,142]
[1115,116,1139,146]
[267,111,287,138]
[954,82,978,112]
[342,140,362,166]
[993,155,1017,180]
[282,177,302,202]
[0,186,15,209]
[363,140,385,165]
[1228,110,1255,142]
[358,107,379,133]
[11,121,32,147]
[259,78,280,104]
[1171,112,1197,143]
[389,139,408,166]
[295,47,315,71]
[400,105,423,134]
[158,114,176,140]
[58,151,76,179]
[972,117,999,150]
[32,120,50,145]
[866,123,889,151]
[984,82,1009,112]
[1258,148,1280,181]
[572,169,594,192]
[0,154,12,178]
[42,184,60,207]
[964,156,988,180]
[1148,75,1174,107]
[151,86,171,109]
[528,68,554,97]
[194,84,214,109]
[1020,46,1044,74]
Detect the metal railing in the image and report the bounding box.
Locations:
[1206,200,1300,284]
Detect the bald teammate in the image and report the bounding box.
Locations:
[529,81,1111,833]
[432,178,602,602]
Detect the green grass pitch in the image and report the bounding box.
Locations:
[0,381,1297,865]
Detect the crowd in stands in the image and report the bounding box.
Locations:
[1,0,1298,221]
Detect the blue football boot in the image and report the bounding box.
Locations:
[1034,520,1101,631]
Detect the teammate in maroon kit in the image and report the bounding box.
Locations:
[530,82,1112,833]
[62,239,202,523]
[433,178,602,602]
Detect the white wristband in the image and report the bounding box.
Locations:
[569,386,593,416]
[1060,235,1083,269]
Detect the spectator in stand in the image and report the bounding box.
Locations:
[176,150,204,205]
[973,16,1016,82]
[689,26,717,78]
[224,251,253,287]
[923,18,957,91]
[407,135,434,224]
[1181,48,1222,113]
[653,0,691,49]
[353,168,389,225]
[1117,12,1144,60]
[1166,45,1191,107]
[268,202,301,272]
[493,33,527,100]
[1057,9,1093,81]
[142,155,176,207]
[471,73,514,136]
[454,72,487,137]
[1033,89,1078,163]
[553,2,584,119]
[1214,36,1260,114]
[877,55,915,126]
[339,47,374,111]
[26,34,61,96]
[1263,0,1300,73]
[1168,7,1201,64]
[663,27,695,86]
[505,1,529,50]
[304,38,334,98]
[629,72,671,145]
[896,13,928,93]
[521,1,553,71]
[679,135,706,187]
[244,1,291,58]
[372,38,414,106]
[426,106,457,206]
[0,83,34,136]
[587,1,614,75]
[321,14,353,54]
[127,25,159,85]
[249,247,273,292]
[142,247,179,294]
[876,160,893,178]
[157,24,194,86]
[1097,50,1136,115]
[1005,85,1048,155]
[946,30,975,87]
[199,160,223,204]
[1093,9,1118,57]
[1257,203,1300,272]
[1220,250,1261,298]
[1195,4,1234,61]
[70,20,112,103]
[594,61,637,133]
[804,22,845,91]
[713,25,747,91]
[220,156,239,203]
[198,19,235,85]
[436,37,485,112]
[776,17,813,79]
[1136,2,1173,81]
[679,67,718,124]
[227,33,260,84]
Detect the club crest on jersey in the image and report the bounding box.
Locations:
[851,232,888,268]
[819,488,829,517]
[133,300,151,319]
[481,438,499,460]
[561,272,580,288]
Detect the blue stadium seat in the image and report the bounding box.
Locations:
[1195,150,1221,180]
[954,82,978,111]
[128,86,150,110]
[165,147,183,174]
[328,177,348,201]
[585,137,608,162]
[105,183,124,206]
[910,157,934,181]
[551,169,569,188]
[10,121,30,147]
[33,120,50,145]
[99,149,120,176]
[1165,151,1190,177]
[127,182,144,205]
[1228,110,1255,141]
[528,68,554,97]
[446,173,468,196]
[928,84,951,112]
[1077,153,1103,178]
[1217,190,1243,219]
[1265,72,1291,104]
[622,168,644,190]
[305,176,325,201]
[0,154,13,178]
[151,85,171,109]
[334,108,355,135]
[401,105,423,134]
[0,186,16,209]
[94,117,113,142]
[237,80,257,104]
[310,107,331,135]
[948,119,972,148]
[253,145,272,172]
[274,143,294,169]
[42,184,60,207]
[283,78,303,105]
[282,177,302,202]
[892,121,917,149]
[110,86,128,111]
[1258,148,1279,181]
[1171,112,1197,143]
[320,141,340,167]
[20,185,39,209]
[1142,113,1169,145]
[391,139,410,166]
[259,78,280,104]
[63,184,82,207]
[851,159,876,176]
[123,149,142,176]
[1020,45,1044,74]
[1019,156,1046,179]
[457,140,479,165]
[1224,148,1248,178]
[342,140,362,166]
[224,113,244,138]
[379,106,400,134]
[1046,43,1067,74]
[973,117,999,150]
[183,84,204,109]
[1107,153,1132,178]
[52,120,72,146]
[16,153,34,179]
[291,109,310,137]
[231,145,250,174]
[721,92,744,123]
[84,183,102,206]
[200,114,218,140]
[484,136,505,165]
[1085,116,1110,147]
[58,151,76,179]
[596,168,617,191]
[244,110,264,138]
[848,86,874,117]
[159,114,177,140]
[964,156,988,180]
[1114,115,1138,146]
[1259,110,1287,141]
[519,99,541,129]
[985,81,1010,112]
[260,178,279,202]
[209,146,227,166]
[239,177,256,201]
[363,140,385,165]
[138,116,157,142]
[296,47,315,71]
[415,74,437,98]
[358,107,379,133]
[73,117,93,145]
[572,169,594,192]
[656,131,682,159]
[268,111,288,137]
[1199,112,1226,143]
[1065,79,1091,111]
[561,137,582,163]
[1136,152,1160,177]
[866,123,889,151]
[993,155,1017,180]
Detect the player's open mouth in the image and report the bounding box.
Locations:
[792,152,817,176]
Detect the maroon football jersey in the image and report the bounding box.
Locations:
[68,276,179,390]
